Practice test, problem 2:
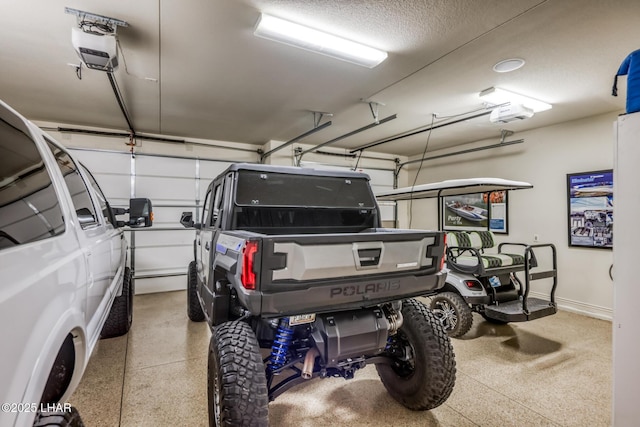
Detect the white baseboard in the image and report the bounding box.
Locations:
[529,291,612,321]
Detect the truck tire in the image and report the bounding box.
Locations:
[429,292,473,338]
[376,298,456,410]
[208,321,269,427]
[33,406,84,427]
[101,267,133,339]
[187,261,205,322]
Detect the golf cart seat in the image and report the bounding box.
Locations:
[446,231,534,276]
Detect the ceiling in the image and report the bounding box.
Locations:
[1,0,638,157]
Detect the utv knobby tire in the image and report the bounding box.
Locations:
[33,406,84,427]
[430,292,473,338]
[101,267,134,339]
[188,261,205,322]
[208,321,269,427]
[376,298,456,410]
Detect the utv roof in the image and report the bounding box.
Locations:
[375,177,533,201]
[223,163,371,180]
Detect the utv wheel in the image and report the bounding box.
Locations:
[430,292,473,338]
[188,261,205,322]
[208,321,269,427]
[33,406,84,427]
[101,267,134,339]
[376,299,456,410]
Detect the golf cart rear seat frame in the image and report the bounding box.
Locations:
[446,230,532,276]
[446,230,558,316]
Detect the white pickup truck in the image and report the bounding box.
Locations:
[0,99,152,427]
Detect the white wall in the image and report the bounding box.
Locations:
[402,112,618,319]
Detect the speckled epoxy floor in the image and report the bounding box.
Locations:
[70,291,611,427]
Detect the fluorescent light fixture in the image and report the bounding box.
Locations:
[480,87,552,112]
[254,13,388,68]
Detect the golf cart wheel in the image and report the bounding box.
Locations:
[101,267,134,339]
[187,261,205,322]
[208,321,268,427]
[430,292,473,338]
[376,298,456,410]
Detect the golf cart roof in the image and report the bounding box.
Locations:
[375,177,533,201]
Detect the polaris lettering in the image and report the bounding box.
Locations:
[330,281,400,298]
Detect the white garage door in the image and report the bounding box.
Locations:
[69,150,396,293]
[70,148,233,294]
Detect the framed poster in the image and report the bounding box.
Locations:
[567,169,613,249]
[442,191,508,233]
[487,190,508,234]
[443,193,488,231]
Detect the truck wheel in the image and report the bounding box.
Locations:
[187,261,205,322]
[208,321,269,427]
[33,406,84,427]
[430,292,473,338]
[101,267,133,339]
[376,299,456,410]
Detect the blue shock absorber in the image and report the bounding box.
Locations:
[270,318,294,372]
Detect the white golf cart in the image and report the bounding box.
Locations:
[376,178,558,338]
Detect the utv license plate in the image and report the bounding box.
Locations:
[489,276,501,287]
[289,314,316,326]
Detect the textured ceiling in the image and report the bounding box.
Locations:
[0,0,637,157]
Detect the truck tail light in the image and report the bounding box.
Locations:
[241,241,259,290]
[440,234,447,271]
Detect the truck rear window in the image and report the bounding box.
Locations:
[235,170,376,208]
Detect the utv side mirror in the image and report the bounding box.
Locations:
[180,211,201,229]
[128,198,153,228]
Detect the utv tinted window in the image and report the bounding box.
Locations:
[0,119,65,250]
[235,171,376,208]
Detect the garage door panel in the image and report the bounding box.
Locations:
[136,176,195,204]
[71,150,130,175]
[134,246,192,275]
[136,276,184,294]
[147,206,196,227]
[131,157,234,292]
[92,174,131,203]
[199,160,230,180]
[135,229,195,247]
[136,156,196,179]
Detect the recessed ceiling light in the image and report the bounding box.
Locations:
[493,58,525,73]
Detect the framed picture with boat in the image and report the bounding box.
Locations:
[443,191,508,233]
[567,169,613,249]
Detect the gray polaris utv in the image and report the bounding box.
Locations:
[180,163,456,426]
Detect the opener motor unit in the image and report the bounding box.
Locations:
[71,27,118,72]
[489,104,534,123]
